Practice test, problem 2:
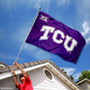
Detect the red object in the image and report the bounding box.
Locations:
[17,76,33,90]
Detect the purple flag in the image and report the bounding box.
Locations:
[26,11,86,63]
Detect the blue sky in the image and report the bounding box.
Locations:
[0,0,90,81]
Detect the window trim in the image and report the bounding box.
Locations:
[43,68,54,82]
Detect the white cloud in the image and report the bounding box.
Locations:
[60,67,76,76]
[81,21,90,37]
[60,67,82,81]
[86,37,90,44]
[14,24,30,43]
[23,43,39,53]
[75,0,90,19]
[0,0,71,11]
[0,0,50,10]
[73,0,90,45]
[81,21,90,45]
[56,0,70,6]
[0,53,24,63]
[73,73,81,80]
[35,50,52,60]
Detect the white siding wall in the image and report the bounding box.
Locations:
[79,82,90,90]
[0,67,72,90]
[28,67,72,90]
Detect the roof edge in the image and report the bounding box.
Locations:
[77,78,90,85]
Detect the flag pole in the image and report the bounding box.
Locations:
[15,8,41,62]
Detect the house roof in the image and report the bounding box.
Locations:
[76,78,90,85]
[0,59,82,90]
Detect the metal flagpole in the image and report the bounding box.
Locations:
[15,8,41,62]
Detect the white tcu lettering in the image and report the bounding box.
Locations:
[64,35,78,52]
[39,25,78,52]
[39,25,55,40]
[53,30,65,44]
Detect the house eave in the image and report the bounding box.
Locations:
[77,78,90,85]
[46,63,80,90]
[0,62,80,90]
[0,62,49,80]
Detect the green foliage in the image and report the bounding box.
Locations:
[70,75,74,81]
[78,70,90,80]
